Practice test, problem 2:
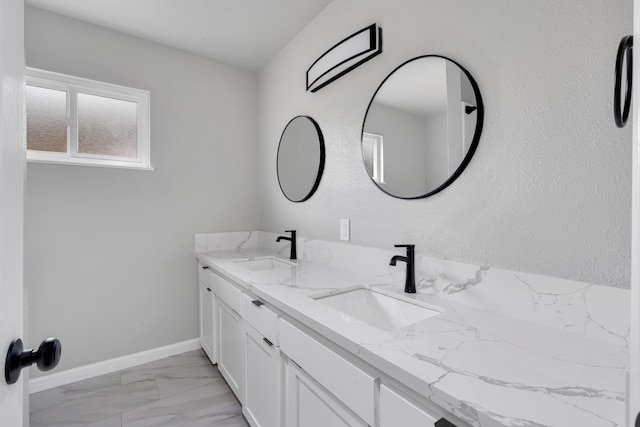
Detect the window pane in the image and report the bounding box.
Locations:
[26,85,68,152]
[78,93,138,158]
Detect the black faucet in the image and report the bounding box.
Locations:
[276,230,297,260]
[389,244,416,293]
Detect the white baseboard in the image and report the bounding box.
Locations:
[29,338,201,394]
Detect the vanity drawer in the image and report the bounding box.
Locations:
[241,293,278,345]
[380,385,438,426]
[279,318,375,425]
[198,263,213,286]
[212,272,242,313]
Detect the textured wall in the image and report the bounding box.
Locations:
[25,7,259,376]
[258,0,633,287]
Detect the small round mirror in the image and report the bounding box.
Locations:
[277,116,325,202]
[361,55,484,199]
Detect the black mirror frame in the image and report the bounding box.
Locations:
[361,54,484,200]
[614,35,633,128]
[277,115,326,203]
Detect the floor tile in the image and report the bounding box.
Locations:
[121,378,241,427]
[30,372,122,413]
[87,414,123,427]
[181,412,249,427]
[30,378,159,427]
[154,363,222,399]
[121,350,213,386]
[29,350,247,427]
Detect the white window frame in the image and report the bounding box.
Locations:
[26,67,152,170]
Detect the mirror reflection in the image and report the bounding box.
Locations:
[362,55,483,199]
[277,116,325,202]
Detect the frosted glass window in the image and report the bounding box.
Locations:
[26,67,151,170]
[26,85,68,153]
[78,93,138,158]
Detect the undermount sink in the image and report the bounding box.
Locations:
[313,288,442,331]
[235,256,294,271]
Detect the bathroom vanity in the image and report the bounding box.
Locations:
[198,258,444,427]
[195,231,628,427]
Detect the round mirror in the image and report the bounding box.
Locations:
[361,55,484,199]
[277,116,326,202]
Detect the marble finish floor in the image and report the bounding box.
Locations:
[29,349,248,427]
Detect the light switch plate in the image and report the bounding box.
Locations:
[340,219,350,241]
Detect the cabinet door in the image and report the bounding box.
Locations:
[243,322,281,427]
[380,385,438,427]
[279,319,375,425]
[198,282,215,363]
[283,359,367,427]
[217,299,244,403]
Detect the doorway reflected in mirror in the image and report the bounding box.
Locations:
[362,55,483,199]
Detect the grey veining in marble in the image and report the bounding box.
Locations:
[29,349,248,427]
[195,232,629,427]
[196,231,630,346]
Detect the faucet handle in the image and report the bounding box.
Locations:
[394,244,415,250]
[285,230,296,233]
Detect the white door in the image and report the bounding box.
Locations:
[283,360,366,427]
[198,281,215,362]
[0,0,25,425]
[243,322,281,427]
[632,1,640,425]
[216,299,244,402]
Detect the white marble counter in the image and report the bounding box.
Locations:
[195,232,628,427]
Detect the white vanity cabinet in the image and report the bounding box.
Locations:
[241,293,282,427]
[380,385,439,426]
[196,260,462,427]
[198,264,215,363]
[279,318,375,427]
[212,271,245,403]
[284,359,367,427]
[243,325,281,427]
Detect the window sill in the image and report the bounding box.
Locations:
[27,155,154,171]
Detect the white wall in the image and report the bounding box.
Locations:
[445,61,464,174]
[365,102,427,197]
[258,0,633,287]
[25,7,259,375]
[424,111,448,186]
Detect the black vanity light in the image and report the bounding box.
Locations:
[306,23,382,92]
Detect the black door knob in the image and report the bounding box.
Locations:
[5,337,62,384]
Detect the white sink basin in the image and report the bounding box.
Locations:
[235,256,294,271]
[314,288,441,331]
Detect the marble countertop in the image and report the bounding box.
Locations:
[196,248,626,427]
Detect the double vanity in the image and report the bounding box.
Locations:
[195,231,627,427]
[191,17,631,427]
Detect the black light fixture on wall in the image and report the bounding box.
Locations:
[306,23,382,92]
[614,35,633,128]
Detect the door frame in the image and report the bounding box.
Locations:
[0,0,26,425]
[630,1,640,425]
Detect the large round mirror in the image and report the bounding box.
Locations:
[361,55,483,199]
[277,116,326,202]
